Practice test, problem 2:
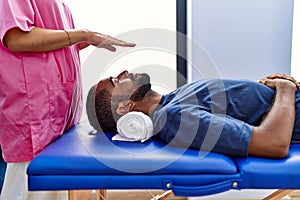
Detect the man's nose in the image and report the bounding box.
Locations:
[117,70,129,79]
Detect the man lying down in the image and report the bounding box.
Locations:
[86,70,300,158]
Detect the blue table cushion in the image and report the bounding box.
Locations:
[27,121,300,196]
[235,143,300,189]
[27,121,241,196]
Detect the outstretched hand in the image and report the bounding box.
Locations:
[258,73,300,90]
[87,31,136,51]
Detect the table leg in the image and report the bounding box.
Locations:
[68,190,93,200]
[96,190,108,200]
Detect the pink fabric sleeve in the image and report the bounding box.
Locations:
[0,0,35,42]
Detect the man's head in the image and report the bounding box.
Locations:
[86,70,151,132]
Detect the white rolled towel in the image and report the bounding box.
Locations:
[113,111,154,142]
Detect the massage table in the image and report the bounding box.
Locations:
[27,120,300,200]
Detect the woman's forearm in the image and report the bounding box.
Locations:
[4,27,135,53]
[3,27,89,52]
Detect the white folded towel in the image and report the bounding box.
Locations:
[113,111,154,142]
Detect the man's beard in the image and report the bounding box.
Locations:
[130,73,151,101]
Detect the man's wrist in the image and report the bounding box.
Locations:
[275,79,296,91]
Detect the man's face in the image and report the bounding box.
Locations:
[130,72,151,101]
[97,70,151,101]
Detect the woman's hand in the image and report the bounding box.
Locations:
[85,31,136,52]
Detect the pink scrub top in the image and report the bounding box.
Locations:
[0,0,83,162]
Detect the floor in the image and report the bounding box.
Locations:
[89,190,187,200]
[87,190,300,200]
[106,190,186,200]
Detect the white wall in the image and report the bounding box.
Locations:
[65,0,176,63]
[64,0,177,120]
[292,0,300,80]
[188,0,294,81]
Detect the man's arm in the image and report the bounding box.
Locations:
[3,27,135,52]
[248,78,297,158]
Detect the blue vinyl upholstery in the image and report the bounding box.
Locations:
[235,144,300,189]
[27,121,300,197]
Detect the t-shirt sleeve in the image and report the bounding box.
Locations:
[0,0,35,42]
[157,107,253,157]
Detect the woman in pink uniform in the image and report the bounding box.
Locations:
[0,0,135,199]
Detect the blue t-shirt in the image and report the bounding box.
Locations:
[151,79,300,157]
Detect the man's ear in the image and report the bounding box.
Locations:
[116,100,135,115]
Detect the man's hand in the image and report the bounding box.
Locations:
[258,73,300,90]
[249,73,297,158]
